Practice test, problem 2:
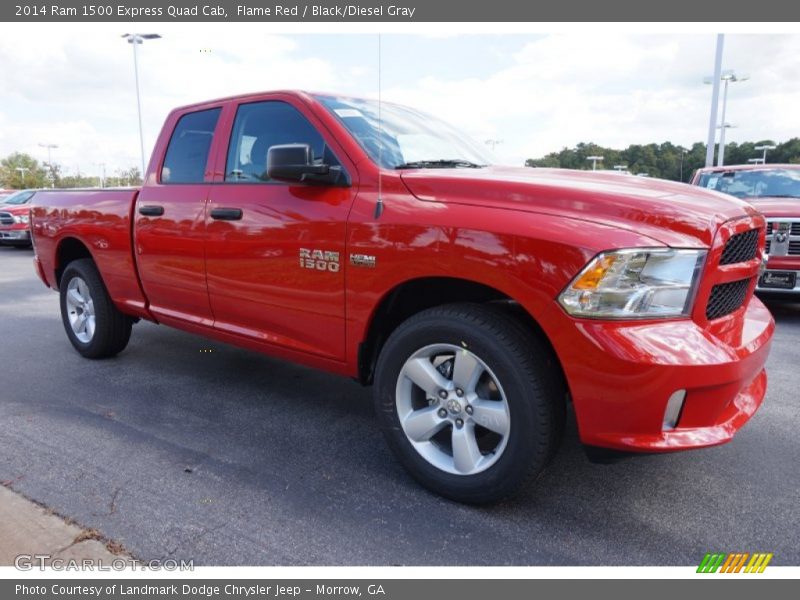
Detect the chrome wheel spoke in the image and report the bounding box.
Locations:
[402,406,447,442]
[470,399,510,436]
[452,349,483,392]
[85,316,96,339]
[67,288,83,306]
[451,424,482,474]
[402,357,450,398]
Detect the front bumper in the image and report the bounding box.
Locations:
[757,256,800,294]
[546,296,774,453]
[757,269,800,294]
[0,228,31,243]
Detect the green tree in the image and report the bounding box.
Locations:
[0,152,48,189]
[58,174,99,188]
[526,138,800,182]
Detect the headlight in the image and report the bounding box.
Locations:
[559,248,706,319]
[13,214,29,224]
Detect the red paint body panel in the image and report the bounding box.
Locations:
[29,91,775,453]
[30,189,151,319]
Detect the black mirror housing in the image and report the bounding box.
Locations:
[267,144,332,183]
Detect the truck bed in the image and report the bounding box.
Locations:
[31,188,150,318]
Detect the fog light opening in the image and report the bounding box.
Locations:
[663,390,687,430]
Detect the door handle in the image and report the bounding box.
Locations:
[138,205,164,217]
[210,208,243,221]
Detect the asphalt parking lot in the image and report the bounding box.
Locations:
[1,245,798,566]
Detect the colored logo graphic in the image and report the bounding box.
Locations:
[697,552,773,573]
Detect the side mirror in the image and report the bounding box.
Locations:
[266,144,342,185]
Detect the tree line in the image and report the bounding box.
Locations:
[0,152,142,189]
[525,138,800,182]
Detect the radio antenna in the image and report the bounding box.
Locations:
[375,33,384,219]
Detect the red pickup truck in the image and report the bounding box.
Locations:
[0,189,37,247]
[30,91,774,502]
[692,164,800,295]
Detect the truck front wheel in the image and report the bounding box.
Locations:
[59,258,133,359]
[374,303,564,504]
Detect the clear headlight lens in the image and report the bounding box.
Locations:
[559,248,707,319]
[13,214,29,224]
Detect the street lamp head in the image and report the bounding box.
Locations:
[755,145,777,151]
[123,33,161,44]
[587,155,604,161]
[704,70,749,84]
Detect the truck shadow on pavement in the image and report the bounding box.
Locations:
[761,295,800,325]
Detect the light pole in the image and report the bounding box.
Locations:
[705,34,725,167]
[122,33,161,179]
[678,147,688,182]
[38,142,58,188]
[755,144,776,164]
[485,139,503,151]
[587,155,604,171]
[704,69,749,166]
[15,167,30,185]
[96,163,107,188]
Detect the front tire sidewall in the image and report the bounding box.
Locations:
[375,311,544,503]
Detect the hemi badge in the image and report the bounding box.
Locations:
[350,253,377,268]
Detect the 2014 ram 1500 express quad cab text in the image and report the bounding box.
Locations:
[30,91,774,503]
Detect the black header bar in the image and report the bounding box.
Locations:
[3,0,800,22]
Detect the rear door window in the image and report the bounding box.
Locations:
[161,108,221,184]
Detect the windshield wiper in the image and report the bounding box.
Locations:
[757,194,800,198]
[394,159,486,169]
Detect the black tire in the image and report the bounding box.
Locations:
[374,303,565,504]
[59,258,133,359]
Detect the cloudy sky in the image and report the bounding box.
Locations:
[1,25,799,176]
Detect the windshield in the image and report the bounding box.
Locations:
[698,168,800,199]
[315,95,492,169]
[2,190,35,205]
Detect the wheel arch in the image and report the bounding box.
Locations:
[356,276,565,391]
[54,236,94,288]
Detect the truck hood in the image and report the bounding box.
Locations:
[0,204,29,215]
[400,166,759,248]
[742,197,800,217]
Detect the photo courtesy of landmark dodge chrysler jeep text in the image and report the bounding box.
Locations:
[30,91,774,503]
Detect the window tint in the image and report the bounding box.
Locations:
[2,190,35,205]
[161,108,221,184]
[699,168,800,199]
[225,101,338,183]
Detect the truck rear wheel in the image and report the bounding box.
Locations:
[374,303,564,503]
[59,258,133,359]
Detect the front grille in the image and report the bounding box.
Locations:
[0,212,13,226]
[766,222,800,236]
[719,229,759,265]
[766,240,772,254]
[790,241,800,256]
[706,278,751,320]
